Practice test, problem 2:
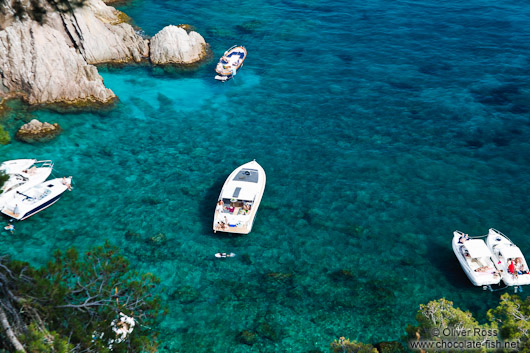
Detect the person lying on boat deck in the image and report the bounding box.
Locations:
[62,177,72,191]
[458,233,469,244]
[474,266,494,273]
[243,203,251,211]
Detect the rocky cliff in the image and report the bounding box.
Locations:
[0,0,207,106]
[0,20,115,104]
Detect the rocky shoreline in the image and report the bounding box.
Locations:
[0,0,209,107]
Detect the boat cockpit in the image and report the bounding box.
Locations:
[219,198,253,216]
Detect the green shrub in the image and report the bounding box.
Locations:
[330,337,378,353]
[0,170,9,193]
[0,125,10,145]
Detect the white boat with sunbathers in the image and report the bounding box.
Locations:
[215,46,247,81]
[213,160,265,234]
[486,228,530,291]
[0,159,53,208]
[1,177,72,220]
[452,230,501,289]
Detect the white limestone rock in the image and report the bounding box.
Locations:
[16,119,63,143]
[0,0,206,106]
[150,25,208,65]
[0,21,115,104]
[44,0,149,64]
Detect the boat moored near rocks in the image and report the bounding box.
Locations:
[215,46,247,81]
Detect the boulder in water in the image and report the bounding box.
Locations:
[15,119,62,143]
[150,25,209,65]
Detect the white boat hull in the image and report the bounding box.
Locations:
[215,46,246,81]
[486,228,530,287]
[213,160,266,234]
[1,177,71,220]
[0,159,53,209]
[453,230,501,287]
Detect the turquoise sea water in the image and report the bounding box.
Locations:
[2,0,530,351]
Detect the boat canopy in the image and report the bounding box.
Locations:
[498,245,524,260]
[465,239,492,258]
[233,168,258,183]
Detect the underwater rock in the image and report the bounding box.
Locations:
[150,25,208,65]
[150,233,166,245]
[264,272,292,282]
[170,286,200,304]
[330,269,354,282]
[15,119,62,143]
[241,253,252,265]
[235,20,264,34]
[125,230,141,240]
[236,330,257,345]
[256,321,282,341]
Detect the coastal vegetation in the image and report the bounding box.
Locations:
[1,236,528,353]
[0,242,164,352]
[331,296,530,353]
[0,125,10,145]
[0,170,8,190]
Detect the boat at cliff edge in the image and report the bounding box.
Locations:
[213,160,266,234]
[215,46,247,81]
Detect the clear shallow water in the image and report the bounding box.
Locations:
[2,0,530,351]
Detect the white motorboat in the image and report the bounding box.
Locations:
[452,230,501,288]
[1,177,72,220]
[486,228,530,289]
[215,46,247,81]
[0,159,54,207]
[213,160,266,234]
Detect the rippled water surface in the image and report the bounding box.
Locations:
[2,0,530,351]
